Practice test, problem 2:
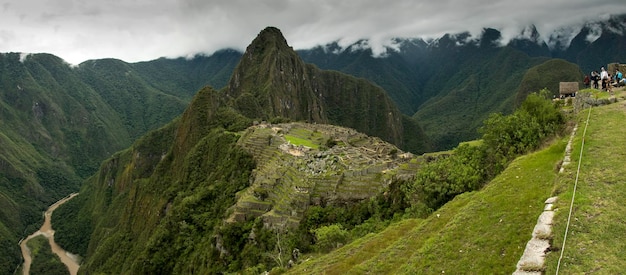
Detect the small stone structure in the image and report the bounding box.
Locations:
[607,63,626,74]
[559,82,578,98]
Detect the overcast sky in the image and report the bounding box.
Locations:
[1,0,625,65]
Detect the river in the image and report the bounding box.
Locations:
[19,193,81,275]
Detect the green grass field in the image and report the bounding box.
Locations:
[546,88,626,273]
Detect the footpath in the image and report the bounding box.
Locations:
[513,88,626,275]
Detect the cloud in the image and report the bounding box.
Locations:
[0,0,624,64]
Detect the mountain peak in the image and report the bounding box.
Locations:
[225,26,322,121]
[253,26,290,49]
[240,27,293,63]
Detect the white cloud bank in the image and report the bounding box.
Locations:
[0,0,625,64]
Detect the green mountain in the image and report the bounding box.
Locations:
[51,27,431,274]
[0,46,249,273]
[226,27,431,152]
[297,15,626,149]
[0,53,124,273]
[131,49,242,100]
[0,52,197,274]
[52,38,568,272]
[513,59,584,106]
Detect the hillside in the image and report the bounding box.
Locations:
[546,89,626,273]
[51,93,424,273]
[0,53,131,273]
[50,27,432,274]
[298,14,626,149]
[0,49,246,273]
[288,140,565,274]
[225,27,431,153]
[288,88,626,274]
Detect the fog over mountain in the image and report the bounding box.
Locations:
[1,0,624,64]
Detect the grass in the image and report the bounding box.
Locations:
[288,134,567,274]
[283,127,325,149]
[545,87,626,273]
[284,134,319,149]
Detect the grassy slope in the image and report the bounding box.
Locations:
[290,134,567,274]
[289,88,626,274]
[546,88,626,273]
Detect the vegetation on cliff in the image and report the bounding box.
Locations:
[54,76,564,274]
[0,49,238,273]
[226,27,431,153]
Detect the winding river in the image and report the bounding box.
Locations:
[19,193,80,275]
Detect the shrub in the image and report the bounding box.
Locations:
[405,89,564,211]
[314,224,349,252]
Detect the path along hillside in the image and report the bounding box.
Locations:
[546,86,626,273]
[288,86,626,274]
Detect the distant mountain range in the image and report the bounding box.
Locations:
[297,14,626,148]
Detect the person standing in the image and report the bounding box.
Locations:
[600,67,609,91]
[592,71,600,89]
[584,74,590,88]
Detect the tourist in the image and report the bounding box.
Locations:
[592,71,600,89]
[601,67,609,91]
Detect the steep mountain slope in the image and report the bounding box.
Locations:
[226,27,431,152]
[513,59,584,106]
[132,49,242,100]
[299,29,554,150]
[0,53,128,273]
[554,14,626,74]
[298,14,626,149]
[75,58,188,140]
[297,40,425,115]
[288,138,565,274]
[0,52,194,274]
[51,27,429,274]
[412,45,548,149]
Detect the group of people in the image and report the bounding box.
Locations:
[584,66,625,92]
